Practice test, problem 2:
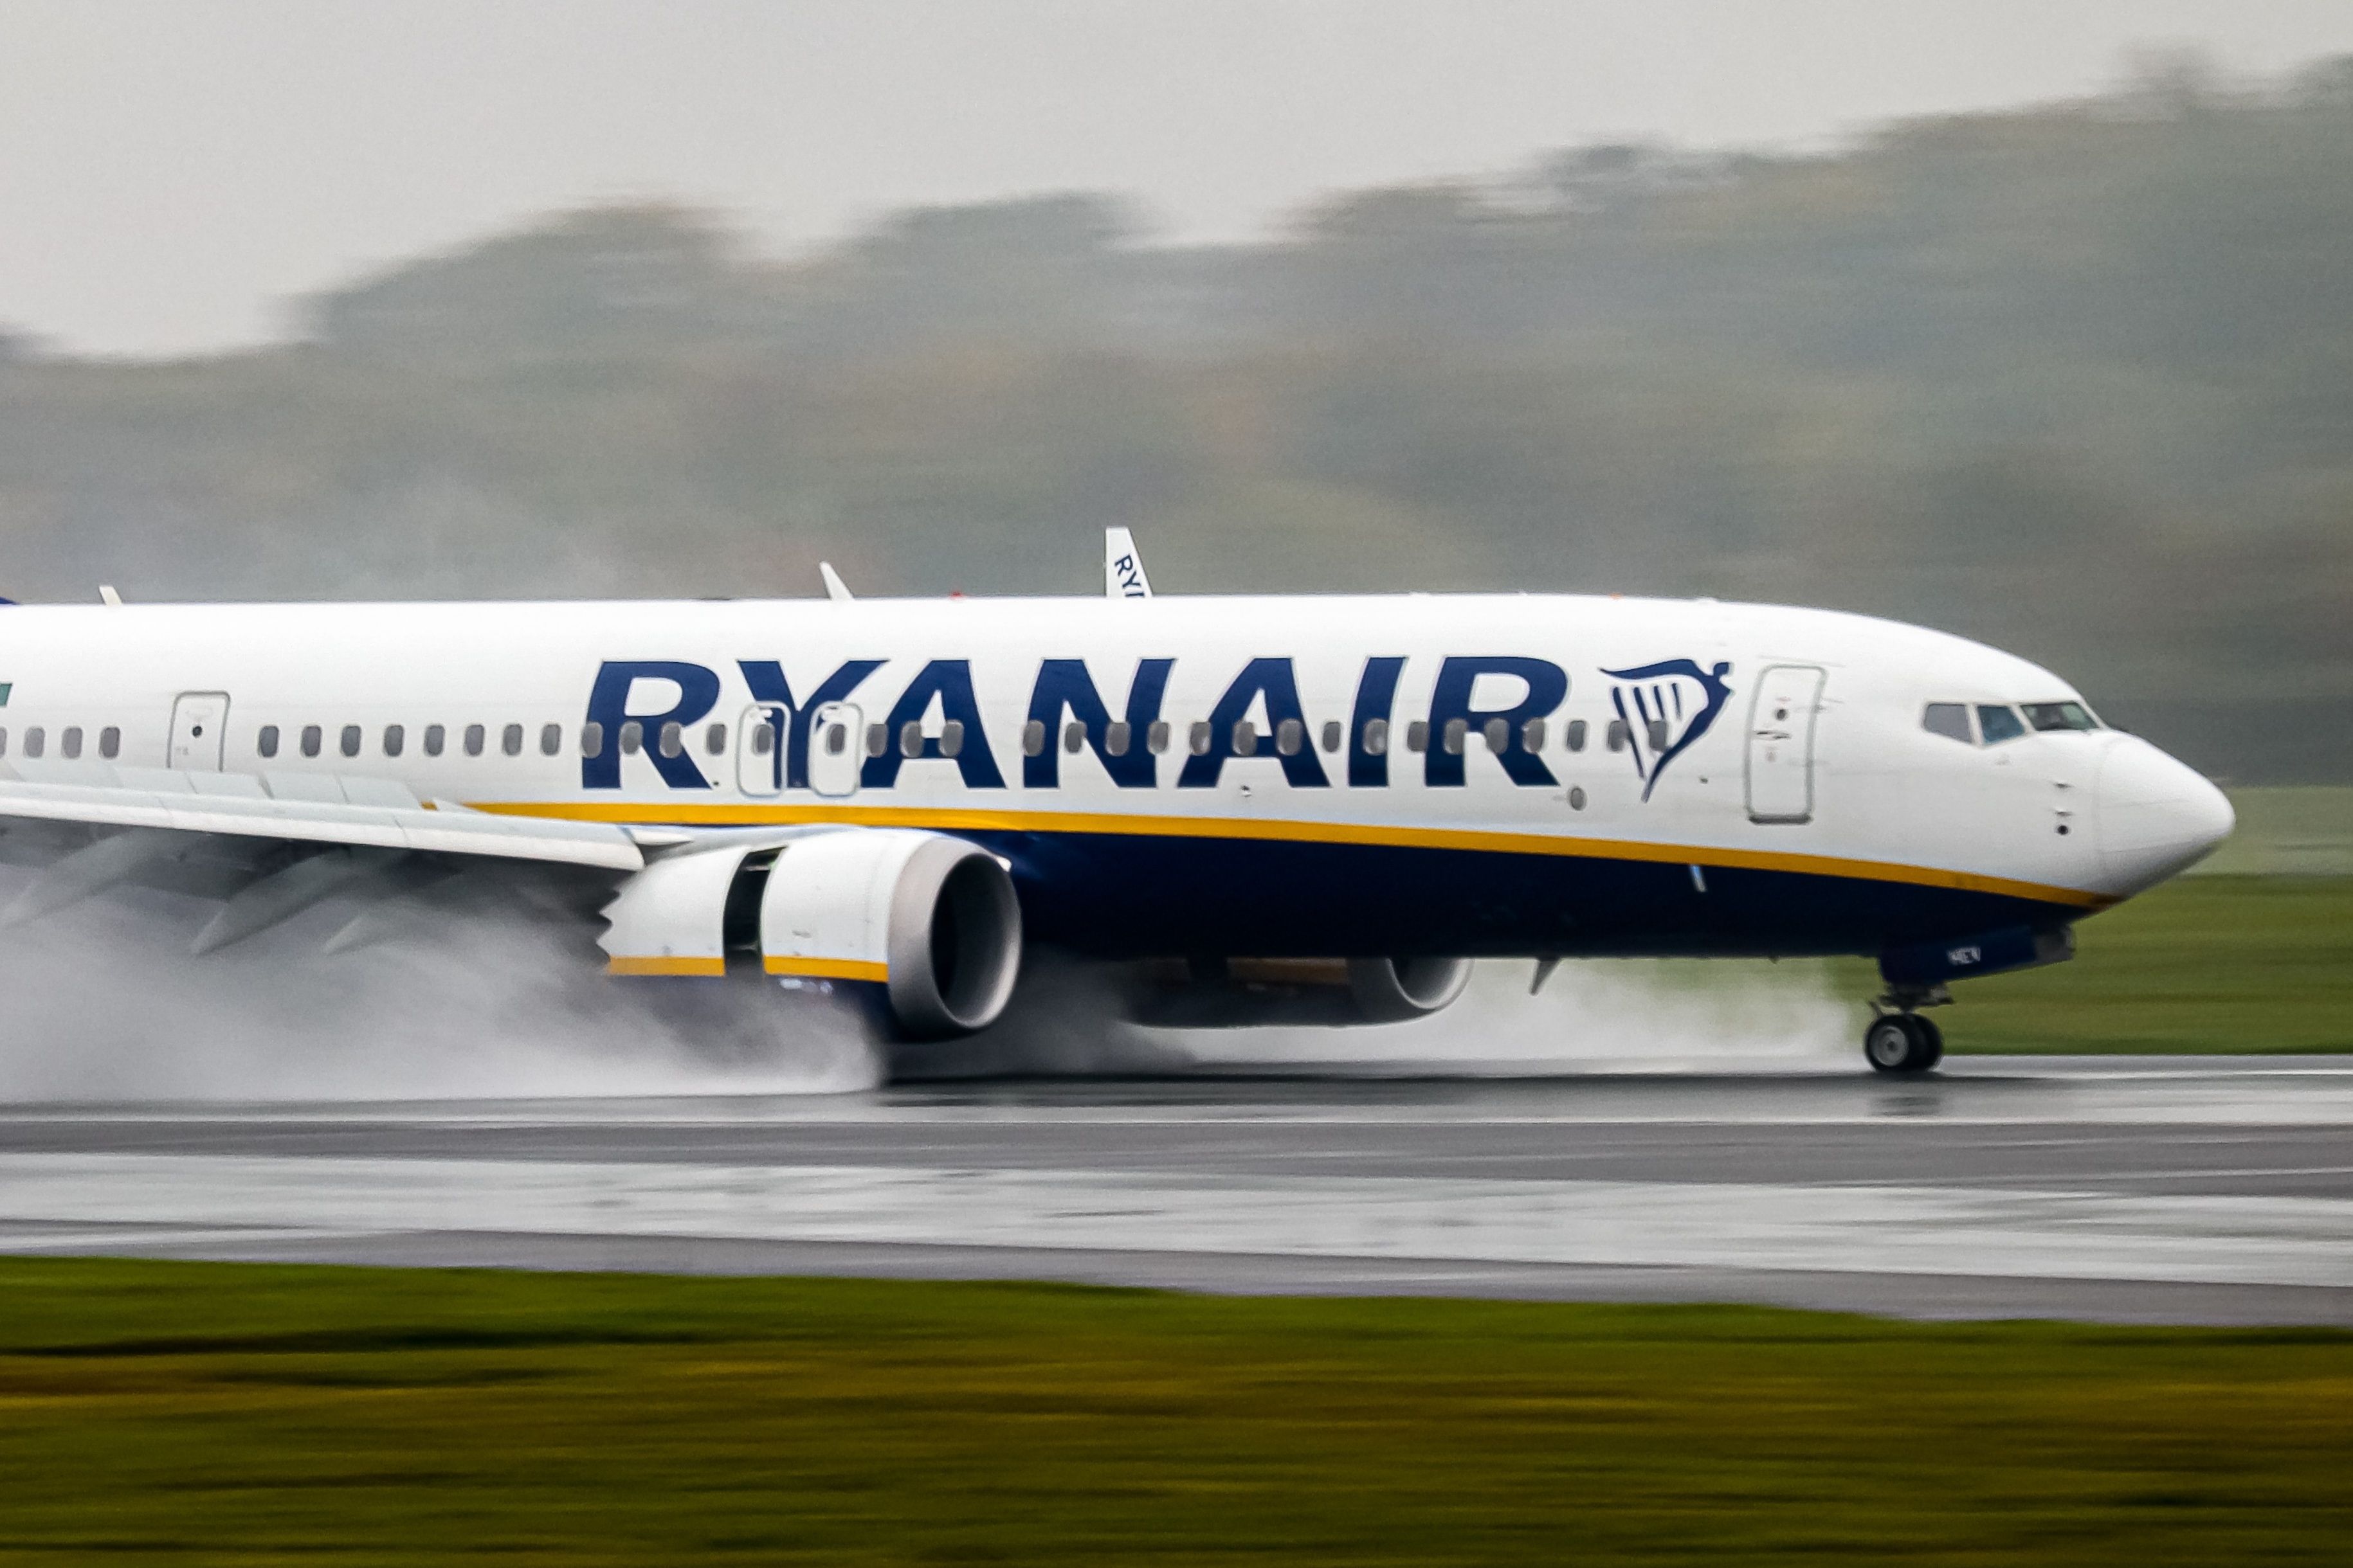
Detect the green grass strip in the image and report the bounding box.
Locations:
[1,1257,2347,1563]
[1926,875,2353,1053]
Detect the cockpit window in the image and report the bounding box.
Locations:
[2022,701,2101,733]
[1921,703,1972,744]
[1977,705,2026,744]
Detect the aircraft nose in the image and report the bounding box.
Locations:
[2094,736,2234,894]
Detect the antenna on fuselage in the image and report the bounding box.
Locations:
[98,585,122,606]
[819,562,853,602]
[1104,527,1151,599]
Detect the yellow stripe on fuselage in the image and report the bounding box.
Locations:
[477,800,2112,912]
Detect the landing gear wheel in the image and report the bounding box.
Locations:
[1913,1014,1945,1070]
[1864,1013,1940,1075]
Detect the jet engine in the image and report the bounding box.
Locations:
[599,828,1022,1040]
[1127,955,1474,1029]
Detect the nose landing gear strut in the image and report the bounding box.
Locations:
[1864,985,1949,1074]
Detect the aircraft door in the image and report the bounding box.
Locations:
[737,703,786,797]
[1745,665,1825,824]
[168,691,231,771]
[808,701,862,798]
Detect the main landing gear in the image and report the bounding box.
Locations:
[1864,985,1949,1075]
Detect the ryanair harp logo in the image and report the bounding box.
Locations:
[1604,658,1733,800]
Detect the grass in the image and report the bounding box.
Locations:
[0,1257,2348,1564]
[1913,875,2353,1054]
[2196,788,2353,878]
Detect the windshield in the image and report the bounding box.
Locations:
[2022,701,2102,733]
[1977,705,2026,744]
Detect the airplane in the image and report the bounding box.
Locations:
[0,533,2231,1075]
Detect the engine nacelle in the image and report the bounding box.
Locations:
[599,828,1023,1040]
[1345,955,1476,1023]
[760,829,1022,1038]
[1125,955,1474,1029]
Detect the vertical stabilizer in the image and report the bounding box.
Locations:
[1105,528,1152,599]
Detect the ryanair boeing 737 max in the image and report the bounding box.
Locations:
[0,537,2231,1074]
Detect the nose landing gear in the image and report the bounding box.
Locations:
[1864,985,1949,1075]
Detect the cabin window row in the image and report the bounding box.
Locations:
[251,721,736,762]
[0,726,122,760]
[0,714,1661,770]
[1008,715,1646,759]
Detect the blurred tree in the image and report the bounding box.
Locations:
[1,61,2350,778]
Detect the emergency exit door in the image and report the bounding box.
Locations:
[808,702,863,798]
[168,691,230,771]
[1745,665,1824,824]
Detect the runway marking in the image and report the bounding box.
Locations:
[1,1154,2348,1292]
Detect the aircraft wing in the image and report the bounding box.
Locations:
[0,763,643,872]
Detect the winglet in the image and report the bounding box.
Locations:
[819,562,854,602]
[1104,528,1151,599]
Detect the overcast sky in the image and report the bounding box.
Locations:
[5,0,2352,357]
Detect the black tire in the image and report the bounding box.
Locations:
[1915,1014,1946,1070]
[1864,1014,1937,1075]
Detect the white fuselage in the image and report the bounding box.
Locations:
[0,593,2231,964]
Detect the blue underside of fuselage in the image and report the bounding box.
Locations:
[950,829,2076,960]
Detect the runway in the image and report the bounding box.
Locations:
[2,1056,2350,1325]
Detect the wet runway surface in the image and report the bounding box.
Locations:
[2,1056,2349,1324]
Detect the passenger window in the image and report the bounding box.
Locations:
[0,728,8,756]
[823,723,846,757]
[1442,718,1467,756]
[258,725,279,759]
[424,723,446,757]
[1104,721,1129,757]
[1977,705,2026,745]
[658,721,683,759]
[1647,719,1669,752]
[940,720,965,758]
[302,724,323,759]
[619,721,642,755]
[1606,719,1629,752]
[901,721,923,758]
[864,723,887,757]
[702,722,725,756]
[1021,719,1046,757]
[581,722,604,759]
[1276,718,1304,756]
[1188,721,1211,756]
[340,724,361,758]
[464,723,486,757]
[543,723,563,757]
[1921,703,1971,744]
[1320,721,1342,754]
[98,726,120,760]
[1522,718,1546,752]
[383,723,404,758]
[24,726,42,758]
[1361,717,1388,756]
[1406,720,1429,753]
[1064,721,1086,754]
[1232,721,1259,757]
[502,723,525,757]
[1147,721,1170,755]
[746,724,770,757]
[61,726,82,759]
[1483,717,1509,754]
[1565,719,1587,753]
